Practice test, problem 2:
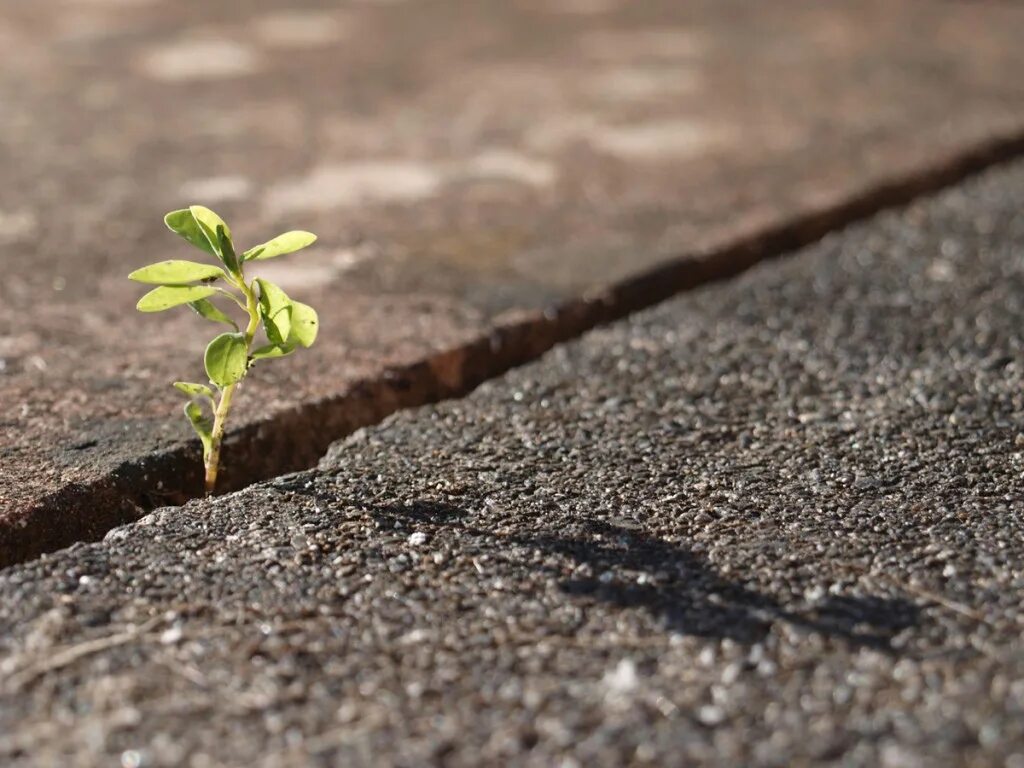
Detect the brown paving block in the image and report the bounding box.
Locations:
[2,0,1024,565]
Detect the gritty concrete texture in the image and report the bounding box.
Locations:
[4,0,1024,564]
[3,158,1024,767]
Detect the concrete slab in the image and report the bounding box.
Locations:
[2,159,1023,766]
[4,0,1024,564]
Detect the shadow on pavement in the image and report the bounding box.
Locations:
[368,499,919,650]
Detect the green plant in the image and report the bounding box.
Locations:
[130,205,319,494]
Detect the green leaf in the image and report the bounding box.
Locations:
[128,260,226,285]
[204,332,248,387]
[137,285,217,312]
[174,381,215,400]
[165,209,217,257]
[188,206,238,271]
[256,278,293,345]
[189,298,238,328]
[243,231,317,261]
[250,343,296,363]
[287,301,319,347]
[217,225,239,273]
[184,401,213,459]
[189,205,230,246]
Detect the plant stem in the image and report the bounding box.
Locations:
[204,383,235,494]
[203,274,261,495]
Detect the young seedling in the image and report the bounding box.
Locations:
[130,206,319,494]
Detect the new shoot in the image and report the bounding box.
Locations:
[131,206,319,494]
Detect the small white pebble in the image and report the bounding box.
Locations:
[721,661,742,684]
[407,531,429,546]
[603,658,638,694]
[804,585,826,602]
[160,626,183,645]
[698,704,726,725]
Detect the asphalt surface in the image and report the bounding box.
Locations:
[2,162,1024,766]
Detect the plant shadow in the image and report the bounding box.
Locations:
[370,499,919,650]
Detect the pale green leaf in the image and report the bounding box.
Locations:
[256,278,293,345]
[189,298,238,328]
[137,285,217,312]
[189,205,230,248]
[287,301,319,347]
[188,206,238,271]
[165,209,217,257]
[250,343,296,363]
[216,224,239,273]
[204,332,248,387]
[183,401,213,459]
[243,231,317,261]
[173,381,215,400]
[128,260,226,285]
